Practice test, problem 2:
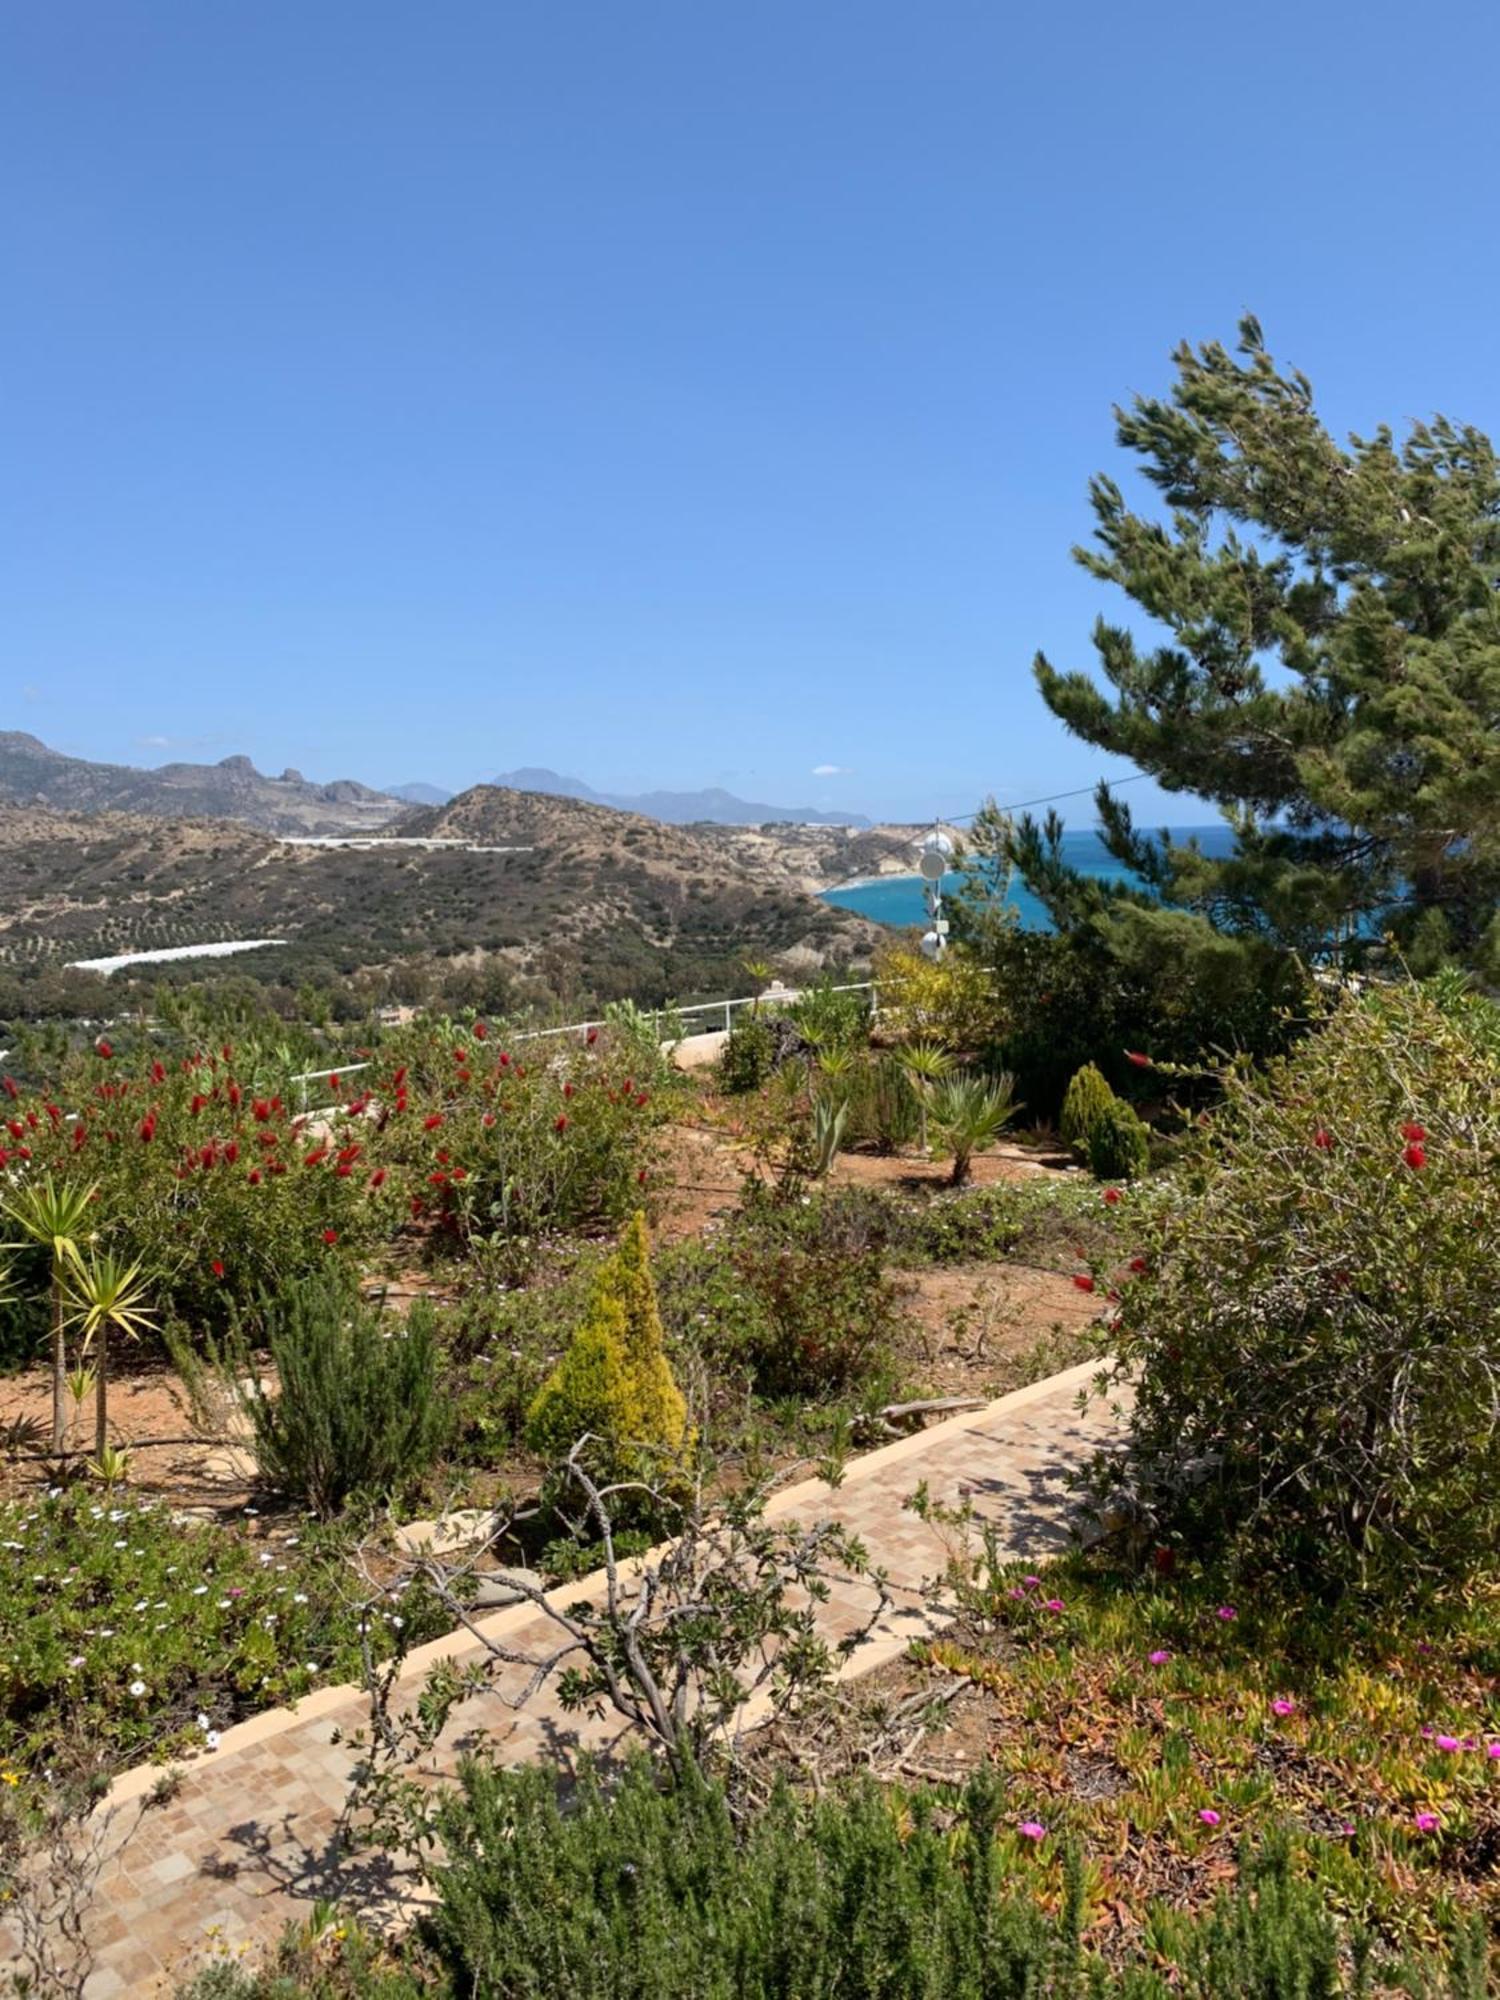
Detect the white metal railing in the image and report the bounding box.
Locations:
[289,982,879,1106]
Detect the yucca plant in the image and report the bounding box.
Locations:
[927,1073,1021,1187]
[810,1095,848,1179]
[63,1249,158,1459]
[2,1176,100,1450]
[896,1041,956,1152]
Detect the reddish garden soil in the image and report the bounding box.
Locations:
[893,1262,1103,1399]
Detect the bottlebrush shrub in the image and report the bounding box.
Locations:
[364,1020,666,1250]
[1,1045,389,1338]
[1094,981,1500,1602]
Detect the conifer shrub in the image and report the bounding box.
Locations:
[525,1213,688,1478]
[1095,981,1500,1602]
[716,1016,778,1094]
[241,1271,448,1518]
[1059,1062,1116,1159]
[1085,1096,1150,1182]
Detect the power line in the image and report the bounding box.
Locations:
[823,771,1156,891]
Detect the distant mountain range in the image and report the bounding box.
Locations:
[0,732,402,836]
[0,734,872,833]
[488,767,870,827]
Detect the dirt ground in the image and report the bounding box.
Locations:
[1,1120,1102,1511]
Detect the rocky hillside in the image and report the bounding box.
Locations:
[0,733,402,835]
[0,789,884,1017]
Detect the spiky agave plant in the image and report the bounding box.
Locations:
[63,1249,158,1460]
[2,1176,100,1450]
[927,1073,1021,1187]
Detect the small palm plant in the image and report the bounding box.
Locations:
[2,1176,100,1450]
[742,958,775,1015]
[927,1072,1021,1187]
[63,1249,157,1460]
[896,1041,957,1153]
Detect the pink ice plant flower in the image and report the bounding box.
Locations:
[1043,1598,1065,1613]
[1215,1605,1237,1621]
[1148,1649,1171,1666]
[1198,1809,1221,1826]
[1017,1820,1047,1841]
[1433,1734,1461,1752]
[1414,1811,1441,1834]
[1271,1698,1296,1718]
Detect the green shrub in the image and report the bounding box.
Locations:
[731,1240,902,1400]
[243,1272,448,1517]
[784,979,870,1053]
[188,1756,1488,2000]
[717,1016,777,1094]
[1086,1097,1150,1182]
[1097,981,1500,1602]
[1059,1062,1116,1158]
[836,1052,921,1154]
[525,1214,688,1477]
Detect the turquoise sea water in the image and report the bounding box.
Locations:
[822,826,1236,931]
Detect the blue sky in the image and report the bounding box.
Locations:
[4,2,1498,824]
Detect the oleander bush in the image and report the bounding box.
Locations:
[1096,980,1500,1601]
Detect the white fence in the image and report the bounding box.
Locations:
[288,981,878,1110]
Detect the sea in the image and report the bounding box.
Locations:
[821,825,1237,931]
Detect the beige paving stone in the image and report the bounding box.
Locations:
[9,1361,1118,1997]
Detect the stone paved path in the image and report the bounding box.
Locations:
[7,1362,1117,1998]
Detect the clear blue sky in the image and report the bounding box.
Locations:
[5,3,1497,824]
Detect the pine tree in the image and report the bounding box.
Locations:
[1023,318,1500,965]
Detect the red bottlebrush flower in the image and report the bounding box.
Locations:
[450,1166,467,1181]
[303,1146,328,1168]
[1072,1273,1096,1294]
[223,1140,239,1164]
[623,1078,634,1095]
[1400,1121,1426,1142]
[96,1038,113,1059]
[248,1168,262,1185]
[1128,1256,1148,1275]
[190,1093,208,1116]
[336,1162,352,1177]
[555,1114,569,1133]
[473,1021,488,1040]
[1313,1128,1333,1151]
[6,1121,21,1140]
[329,1074,340,1091]
[337,1143,361,1164]
[1102,1187,1121,1206]
[259,1128,278,1148]
[586,1026,599,1046]
[227,1082,242,1110]
[409,1195,424,1218]
[428,1170,448,1187]
[1153,1545,1176,1574]
[24,1110,37,1130]
[563,1082,574,1099]
[150,1060,166,1084]
[394,1091,409,1113]
[44,1102,60,1123]
[637,1168,648,1185]
[392,1066,408,1089]
[104,1129,118,1144]
[14,1146,29,1161]
[269,1159,288,1176]
[1,1075,16,1099]
[453,1047,467,1063]
[481,1111,496,1127]
[455,1068,471,1085]
[368,1168,387,1189]
[635,1092,650,1109]
[221,1043,233,1062]
[1403,1142,1426,1170]
[252,1098,272,1122]
[211,1260,226,1280]
[138,1115,157,1143]
[72,1123,87,1151]
[435,1148,450,1164]
[423,1114,444,1131]
[1125,1050,1151,1068]
[199,1145,216,1170]
[498,1051,511,1067]
[321,1228,338,1246]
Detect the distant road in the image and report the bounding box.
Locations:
[276,836,536,854]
